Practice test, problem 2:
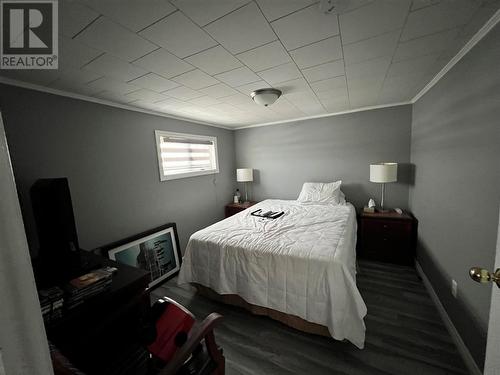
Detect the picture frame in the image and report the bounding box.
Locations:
[101,223,181,288]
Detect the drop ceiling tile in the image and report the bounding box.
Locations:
[130,100,165,112]
[320,95,350,112]
[83,54,148,81]
[84,0,176,32]
[188,96,222,107]
[49,79,102,96]
[163,86,204,101]
[185,45,242,75]
[200,83,238,98]
[339,0,410,44]
[394,28,459,61]
[171,69,219,90]
[285,91,325,115]
[271,5,339,50]
[156,97,191,109]
[290,36,342,68]
[387,53,439,77]
[56,68,102,85]
[236,41,292,72]
[171,0,250,27]
[235,80,270,95]
[275,77,310,93]
[410,0,439,11]
[76,17,157,62]
[139,11,217,58]
[258,62,302,85]
[93,90,139,104]
[215,67,261,87]
[220,93,254,106]
[343,30,400,65]
[60,1,99,38]
[204,3,276,54]
[401,1,478,41]
[256,0,315,22]
[378,85,414,104]
[345,56,391,81]
[210,103,243,115]
[302,60,344,83]
[133,49,194,78]
[311,76,347,93]
[270,98,303,116]
[59,36,102,70]
[314,84,349,100]
[126,89,168,103]
[128,73,180,93]
[87,77,139,95]
[349,90,380,108]
[383,70,427,90]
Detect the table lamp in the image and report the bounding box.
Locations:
[236,168,253,203]
[370,163,397,212]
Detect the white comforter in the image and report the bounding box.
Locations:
[178,199,367,348]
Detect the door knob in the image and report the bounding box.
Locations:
[469,267,500,288]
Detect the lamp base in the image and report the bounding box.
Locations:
[376,208,391,213]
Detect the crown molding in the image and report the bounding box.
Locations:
[233,101,412,130]
[0,77,232,130]
[412,8,500,103]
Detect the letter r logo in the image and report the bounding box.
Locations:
[2,1,54,54]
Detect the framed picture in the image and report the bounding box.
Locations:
[103,223,181,288]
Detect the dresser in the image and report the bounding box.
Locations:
[358,211,418,266]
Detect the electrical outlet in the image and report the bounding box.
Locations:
[451,279,458,298]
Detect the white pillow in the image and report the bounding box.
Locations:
[297,181,342,204]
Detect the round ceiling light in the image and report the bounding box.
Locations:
[250,88,282,107]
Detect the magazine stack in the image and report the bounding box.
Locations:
[39,286,64,323]
[65,267,114,309]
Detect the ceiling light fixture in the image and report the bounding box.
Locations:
[250,88,282,107]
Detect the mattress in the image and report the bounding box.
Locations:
[178,199,367,348]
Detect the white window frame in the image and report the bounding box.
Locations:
[155,130,219,181]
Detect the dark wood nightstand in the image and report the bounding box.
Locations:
[358,210,418,266]
[225,201,257,218]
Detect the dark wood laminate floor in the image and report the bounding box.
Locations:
[151,260,468,375]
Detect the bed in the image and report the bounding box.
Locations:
[178,197,367,348]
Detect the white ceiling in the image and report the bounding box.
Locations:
[1,0,498,128]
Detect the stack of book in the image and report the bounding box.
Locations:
[65,267,114,310]
[39,286,64,323]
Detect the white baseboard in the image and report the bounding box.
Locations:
[415,261,482,375]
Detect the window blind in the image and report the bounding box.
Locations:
[158,134,217,177]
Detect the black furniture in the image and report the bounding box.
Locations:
[46,251,150,375]
[31,178,82,284]
[358,211,418,266]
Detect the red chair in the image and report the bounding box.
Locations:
[144,297,225,375]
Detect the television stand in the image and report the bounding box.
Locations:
[45,250,150,375]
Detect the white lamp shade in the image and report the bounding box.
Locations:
[370,163,398,183]
[236,168,253,182]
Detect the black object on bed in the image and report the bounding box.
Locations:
[250,209,285,219]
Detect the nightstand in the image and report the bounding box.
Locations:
[225,202,257,218]
[358,210,418,266]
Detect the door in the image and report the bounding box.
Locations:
[0,112,54,374]
[484,207,500,375]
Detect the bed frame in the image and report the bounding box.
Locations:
[194,283,331,338]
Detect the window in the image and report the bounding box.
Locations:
[155,130,219,181]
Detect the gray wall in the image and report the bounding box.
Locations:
[0,84,235,253]
[235,105,413,210]
[410,24,500,368]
